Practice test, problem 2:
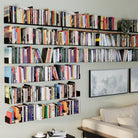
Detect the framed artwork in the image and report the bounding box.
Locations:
[130,68,138,92]
[89,69,128,97]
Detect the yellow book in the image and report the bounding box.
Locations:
[42,105,45,119]
[74,15,76,28]
[101,16,103,30]
[5,86,11,104]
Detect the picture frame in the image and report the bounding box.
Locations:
[130,68,138,93]
[89,69,128,97]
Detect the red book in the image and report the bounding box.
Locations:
[58,105,62,116]
[106,18,108,30]
[112,17,114,30]
[67,66,69,80]
[35,50,39,62]
[36,68,38,82]
[19,67,21,83]
[12,67,15,83]
[16,27,20,44]
[29,46,32,63]
[75,47,78,62]
[136,35,138,47]
[6,111,13,124]
[33,9,36,24]
[86,14,88,28]
[103,17,105,30]
[65,31,68,45]
[52,66,59,80]
[52,11,53,25]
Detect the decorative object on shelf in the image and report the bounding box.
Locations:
[47,129,66,138]
[118,19,133,35]
[34,131,46,138]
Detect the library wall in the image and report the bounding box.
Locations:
[1,0,138,138]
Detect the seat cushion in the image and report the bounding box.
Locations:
[82,118,138,138]
[117,116,138,131]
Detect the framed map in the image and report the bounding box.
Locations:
[89,69,128,97]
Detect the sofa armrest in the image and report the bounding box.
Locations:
[82,118,138,138]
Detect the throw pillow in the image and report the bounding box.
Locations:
[100,105,136,124]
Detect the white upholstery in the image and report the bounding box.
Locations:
[82,118,138,138]
[100,104,136,124]
[82,104,138,138]
[117,116,138,130]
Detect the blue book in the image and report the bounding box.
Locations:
[74,99,79,114]
[54,104,58,117]
[23,104,28,122]
[4,47,12,64]
[28,104,34,121]
[54,84,61,99]
[36,49,42,63]
[5,66,12,83]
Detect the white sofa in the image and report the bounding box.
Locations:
[81,104,138,138]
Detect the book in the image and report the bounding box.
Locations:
[5,66,12,83]
[4,26,12,44]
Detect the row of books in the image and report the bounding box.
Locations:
[5,46,138,64]
[88,49,138,62]
[59,31,137,47]
[4,26,58,45]
[5,98,80,124]
[5,81,80,104]
[4,5,118,30]
[131,20,138,32]
[4,46,42,64]
[5,25,138,47]
[131,35,138,47]
[4,46,89,64]
[5,65,80,84]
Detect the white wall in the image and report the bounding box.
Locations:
[1,0,138,138]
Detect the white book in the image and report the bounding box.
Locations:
[46,87,50,101]
[12,27,15,44]
[36,104,42,120]
[32,86,36,102]
[21,67,24,83]
[29,28,33,44]
[91,50,94,62]
[41,9,44,25]
[88,33,91,46]
[74,65,76,79]
[44,66,48,81]
[49,103,55,118]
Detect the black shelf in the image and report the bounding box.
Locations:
[5,92,81,105]
[4,60,138,66]
[4,21,122,33]
[4,78,81,85]
[4,43,138,49]
[5,112,79,124]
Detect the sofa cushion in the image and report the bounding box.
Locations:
[100,104,136,124]
[82,118,138,138]
[117,116,138,131]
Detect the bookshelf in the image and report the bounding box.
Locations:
[4,5,138,124]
